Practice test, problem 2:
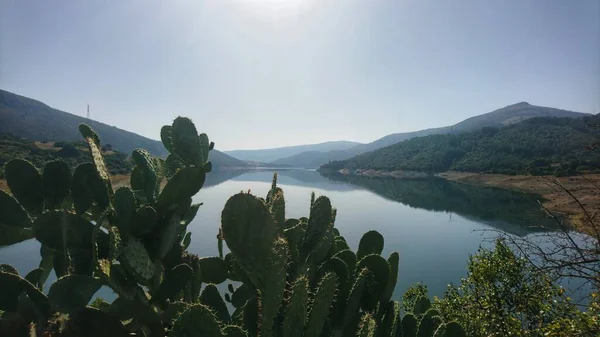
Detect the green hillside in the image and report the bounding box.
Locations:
[0,133,132,179]
[269,102,589,168]
[0,89,247,168]
[320,116,600,176]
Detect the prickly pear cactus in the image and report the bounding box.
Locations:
[0,117,470,337]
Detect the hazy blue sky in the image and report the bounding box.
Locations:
[1,1,599,150]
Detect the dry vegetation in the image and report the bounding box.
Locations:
[440,171,600,234]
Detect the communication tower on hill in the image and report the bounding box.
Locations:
[87,104,90,119]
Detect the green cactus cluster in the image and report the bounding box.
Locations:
[214,174,466,337]
[0,117,466,337]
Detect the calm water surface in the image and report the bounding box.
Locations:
[0,169,575,300]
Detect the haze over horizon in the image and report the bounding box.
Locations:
[1,0,599,151]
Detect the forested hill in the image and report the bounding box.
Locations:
[0,89,247,168]
[320,116,600,176]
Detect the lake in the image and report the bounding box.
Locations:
[1,168,567,301]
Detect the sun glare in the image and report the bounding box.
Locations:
[235,0,314,21]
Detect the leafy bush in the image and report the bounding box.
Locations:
[407,239,600,336]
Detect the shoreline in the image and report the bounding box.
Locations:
[329,169,600,234]
[437,172,600,231]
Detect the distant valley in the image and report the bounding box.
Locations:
[224,140,362,163]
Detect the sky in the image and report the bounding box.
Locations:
[1,1,599,151]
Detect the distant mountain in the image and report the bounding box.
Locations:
[320,116,600,176]
[0,89,247,169]
[276,102,590,168]
[269,150,356,169]
[224,140,362,163]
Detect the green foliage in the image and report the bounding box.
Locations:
[431,239,600,336]
[321,116,600,176]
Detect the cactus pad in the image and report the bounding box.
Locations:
[61,307,129,337]
[357,254,390,312]
[200,284,231,323]
[170,303,224,337]
[0,190,32,228]
[301,196,332,258]
[131,205,159,236]
[170,117,203,164]
[222,325,248,337]
[381,252,399,305]
[334,249,357,278]
[79,124,112,198]
[231,283,255,309]
[5,159,44,214]
[121,238,155,282]
[42,160,72,210]
[413,296,432,316]
[417,309,442,337]
[132,149,160,202]
[114,187,136,233]
[282,276,310,337]
[441,322,467,337]
[379,301,400,337]
[157,167,206,209]
[357,230,384,260]
[48,275,103,312]
[70,163,96,214]
[305,272,338,337]
[221,192,277,282]
[152,263,193,306]
[402,313,418,337]
[259,237,289,336]
[317,257,349,293]
[33,211,97,251]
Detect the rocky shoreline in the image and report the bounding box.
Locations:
[334,168,429,178]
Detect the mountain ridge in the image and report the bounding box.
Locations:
[0,89,247,168]
[319,116,600,176]
[269,102,590,168]
[224,140,362,163]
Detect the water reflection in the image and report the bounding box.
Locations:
[322,173,555,236]
[204,168,359,192]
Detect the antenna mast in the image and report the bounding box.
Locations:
[87,104,90,119]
